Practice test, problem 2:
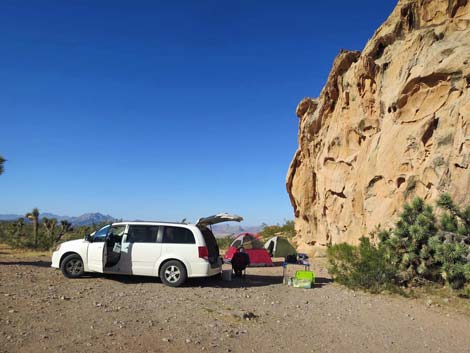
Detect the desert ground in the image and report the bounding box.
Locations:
[1,246,470,353]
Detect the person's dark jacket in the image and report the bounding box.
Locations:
[232,252,250,270]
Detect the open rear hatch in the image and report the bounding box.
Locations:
[196,213,243,266]
[196,213,243,227]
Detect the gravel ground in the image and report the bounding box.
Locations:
[1,253,470,353]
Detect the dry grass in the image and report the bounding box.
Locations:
[0,243,52,258]
[406,285,470,316]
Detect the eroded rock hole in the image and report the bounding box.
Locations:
[358,135,366,145]
[397,177,406,189]
[401,4,415,31]
[422,117,439,146]
[373,42,386,60]
[368,175,384,188]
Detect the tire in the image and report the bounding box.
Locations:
[60,254,85,278]
[159,260,187,287]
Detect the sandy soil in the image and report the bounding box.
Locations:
[1,250,470,353]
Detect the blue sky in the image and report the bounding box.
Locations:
[0,0,396,225]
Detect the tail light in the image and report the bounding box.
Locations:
[198,246,209,260]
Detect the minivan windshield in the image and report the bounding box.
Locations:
[92,225,111,242]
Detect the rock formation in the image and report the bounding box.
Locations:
[287,0,470,256]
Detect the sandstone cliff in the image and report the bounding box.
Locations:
[287,0,470,256]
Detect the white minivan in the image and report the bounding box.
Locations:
[51,213,242,287]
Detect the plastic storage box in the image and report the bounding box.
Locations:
[295,270,315,284]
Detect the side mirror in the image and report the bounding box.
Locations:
[85,234,93,242]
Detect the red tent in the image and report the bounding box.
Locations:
[224,233,273,266]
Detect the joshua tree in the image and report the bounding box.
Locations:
[56,220,73,242]
[26,208,40,247]
[0,155,5,175]
[42,217,57,240]
[16,218,24,234]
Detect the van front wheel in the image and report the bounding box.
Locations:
[61,254,84,278]
[160,260,187,287]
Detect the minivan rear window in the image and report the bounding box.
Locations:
[162,226,195,244]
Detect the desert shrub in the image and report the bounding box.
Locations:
[327,237,398,293]
[260,220,295,240]
[0,219,103,251]
[328,194,470,292]
[216,236,233,251]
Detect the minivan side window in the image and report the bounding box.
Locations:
[162,226,195,244]
[126,225,159,243]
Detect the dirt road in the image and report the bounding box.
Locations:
[1,251,470,353]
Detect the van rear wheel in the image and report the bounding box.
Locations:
[160,260,187,287]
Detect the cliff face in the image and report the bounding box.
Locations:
[287,0,470,255]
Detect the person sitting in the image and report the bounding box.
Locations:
[231,247,250,277]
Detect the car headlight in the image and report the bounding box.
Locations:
[55,244,62,251]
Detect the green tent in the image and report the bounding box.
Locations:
[264,236,297,257]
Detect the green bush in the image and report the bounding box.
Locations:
[327,237,398,293]
[259,220,295,240]
[327,194,470,292]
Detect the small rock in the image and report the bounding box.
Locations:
[185,338,192,343]
[242,312,257,320]
[162,338,171,343]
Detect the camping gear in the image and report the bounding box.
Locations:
[295,270,315,284]
[264,236,297,258]
[285,254,297,263]
[224,233,273,266]
[222,269,232,281]
[292,278,312,289]
[282,259,310,278]
[297,253,309,261]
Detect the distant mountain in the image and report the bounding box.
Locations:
[0,212,116,226]
[211,223,263,237]
[70,213,116,226]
